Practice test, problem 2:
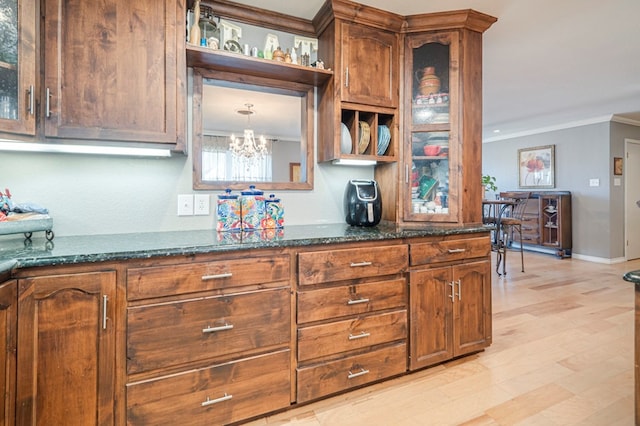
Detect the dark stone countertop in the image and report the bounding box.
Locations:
[0,222,490,276]
[624,270,640,288]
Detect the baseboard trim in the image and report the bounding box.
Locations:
[571,254,627,264]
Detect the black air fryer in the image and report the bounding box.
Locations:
[344,179,382,226]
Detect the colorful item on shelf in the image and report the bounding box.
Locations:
[417,66,440,96]
[377,125,391,155]
[358,121,370,154]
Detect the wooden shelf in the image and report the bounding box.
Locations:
[186,45,333,86]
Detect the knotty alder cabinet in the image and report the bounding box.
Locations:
[125,251,292,425]
[296,242,408,402]
[315,0,403,162]
[0,280,17,425]
[16,270,117,425]
[1,0,185,150]
[409,234,492,370]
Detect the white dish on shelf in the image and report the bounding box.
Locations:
[340,123,352,154]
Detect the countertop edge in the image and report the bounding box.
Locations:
[1,224,492,273]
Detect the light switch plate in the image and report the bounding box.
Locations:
[177,194,194,216]
[589,178,600,187]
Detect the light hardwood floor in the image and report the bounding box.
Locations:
[246,251,640,425]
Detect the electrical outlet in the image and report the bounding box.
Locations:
[177,194,194,216]
[194,194,210,215]
[589,178,600,187]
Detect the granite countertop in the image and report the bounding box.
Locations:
[0,222,490,275]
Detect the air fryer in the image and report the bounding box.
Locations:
[344,179,382,226]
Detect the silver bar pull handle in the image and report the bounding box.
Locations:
[45,88,51,118]
[348,331,370,340]
[201,272,232,281]
[201,393,232,407]
[102,295,108,330]
[448,281,455,302]
[347,297,370,305]
[405,164,409,184]
[348,368,369,379]
[350,261,372,267]
[345,66,349,87]
[28,85,34,115]
[202,323,234,333]
[456,279,462,301]
[448,248,466,253]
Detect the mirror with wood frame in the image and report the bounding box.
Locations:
[192,67,314,190]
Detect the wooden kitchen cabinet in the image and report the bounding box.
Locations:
[125,250,293,425]
[41,0,185,147]
[409,235,491,370]
[0,0,36,136]
[315,0,402,163]
[0,280,17,425]
[296,242,408,402]
[0,0,185,149]
[16,271,117,425]
[376,11,496,225]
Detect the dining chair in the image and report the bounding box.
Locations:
[498,191,531,272]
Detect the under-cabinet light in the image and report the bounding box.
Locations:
[0,140,173,157]
[332,159,377,166]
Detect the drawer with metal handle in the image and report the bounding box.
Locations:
[127,350,290,425]
[127,255,290,300]
[127,287,290,374]
[297,278,406,324]
[410,236,490,266]
[298,244,408,285]
[296,343,406,403]
[297,310,406,362]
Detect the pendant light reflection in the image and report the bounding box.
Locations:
[229,104,269,160]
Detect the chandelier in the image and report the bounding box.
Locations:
[229,104,269,159]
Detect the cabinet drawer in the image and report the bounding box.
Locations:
[127,350,290,426]
[410,236,490,266]
[297,278,406,324]
[298,245,408,285]
[127,255,290,300]
[298,310,406,362]
[127,288,290,374]
[296,343,406,403]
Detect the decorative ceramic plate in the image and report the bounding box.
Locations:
[358,121,370,154]
[224,39,242,53]
[340,123,352,154]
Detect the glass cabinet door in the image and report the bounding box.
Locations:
[0,0,36,135]
[405,33,458,222]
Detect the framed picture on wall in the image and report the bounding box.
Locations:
[614,157,623,175]
[518,145,555,188]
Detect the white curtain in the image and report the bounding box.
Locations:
[202,135,272,182]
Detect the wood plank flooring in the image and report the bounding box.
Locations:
[245,252,640,425]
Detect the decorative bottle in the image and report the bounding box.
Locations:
[188,0,201,45]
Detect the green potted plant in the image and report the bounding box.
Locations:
[482,175,497,199]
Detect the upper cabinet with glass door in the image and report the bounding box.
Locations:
[0,0,36,136]
[400,11,496,225]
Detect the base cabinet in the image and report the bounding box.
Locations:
[409,237,492,370]
[0,280,17,425]
[16,271,117,425]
